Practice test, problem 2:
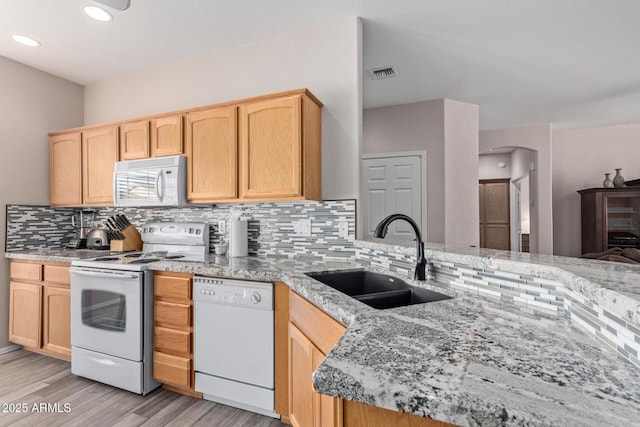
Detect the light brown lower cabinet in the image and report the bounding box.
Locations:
[279,284,454,427]
[9,281,43,349]
[8,260,71,361]
[343,400,454,427]
[284,288,346,427]
[289,323,343,427]
[152,271,200,397]
[42,285,71,359]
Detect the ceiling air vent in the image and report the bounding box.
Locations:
[368,66,398,80]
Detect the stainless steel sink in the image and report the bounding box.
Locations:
[305,270,452,309]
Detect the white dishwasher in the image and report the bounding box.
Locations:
[193,276,277,418]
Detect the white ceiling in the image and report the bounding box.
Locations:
[2,0,640,130]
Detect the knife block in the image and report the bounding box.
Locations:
[110,225,143,252]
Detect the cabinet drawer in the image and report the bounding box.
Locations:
[154,326,191,354]
[155,301,191,327]
[154,274,192,299]
[43,264,70,285]
[153,351,191,387]
[10,262,42,282]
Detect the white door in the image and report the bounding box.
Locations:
[362,152,426,241]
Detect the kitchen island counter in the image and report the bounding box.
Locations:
[149,252,640,426]
[7,247,640,426]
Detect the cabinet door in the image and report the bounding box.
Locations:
[9,282,42,348]
[603,191,640,251]
[82,126,119,205]
[313,349,343,427]
[186,107,237,201]
[239,96,302,199]
[289,323,341,427]
[120,120,150,160]
[50,133,82,206]
[151,115,184,157]
[289,323,316,427]
[43,285,71,359]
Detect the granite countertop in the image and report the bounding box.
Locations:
[6,248,640,426]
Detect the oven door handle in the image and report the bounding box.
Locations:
[72,270,139,280]
[90,356,117,366]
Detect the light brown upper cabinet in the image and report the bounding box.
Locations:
[49,89,322,206]
[151,114,184,157]
[186,107,238,202]
[121,115,183,160]
[239,93,322,201]
[120,120,150,160]
[50,127,118,207]
[50,132,82,206]
[82,125,119,206]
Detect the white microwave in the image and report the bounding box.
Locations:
[114,155,187,207]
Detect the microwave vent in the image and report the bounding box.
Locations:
[368,66,398,80]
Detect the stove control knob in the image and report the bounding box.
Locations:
[251,292,262,304]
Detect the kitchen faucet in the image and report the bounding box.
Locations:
[374,214,428,281]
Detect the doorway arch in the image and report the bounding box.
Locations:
[479,124,553,255]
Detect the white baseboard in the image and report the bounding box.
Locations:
[0,344,21,355]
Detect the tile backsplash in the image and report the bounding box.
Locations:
[5,200,356,261]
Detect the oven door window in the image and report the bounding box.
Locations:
[82,290,126,332]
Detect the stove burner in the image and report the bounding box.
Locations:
[123,253,143,258]
[128,258,161,264]
[94,256,120,261]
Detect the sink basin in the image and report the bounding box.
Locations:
[305,270,452,309]
[305,270,409,296]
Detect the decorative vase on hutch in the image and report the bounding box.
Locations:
[603,173,613,188]
[613,168,625,188]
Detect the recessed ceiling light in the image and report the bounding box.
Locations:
[84,5,113,22]
[11,34,40,47]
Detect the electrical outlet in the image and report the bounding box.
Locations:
[295,219,312,236]
[301,219,312,236]
[338,221,349,238]
[218,220,226,234]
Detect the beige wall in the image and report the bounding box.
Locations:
[443,99,479,247]
[84,18,362,201]
[480,124,553,254]
[0,56,83,350]
[362,99,479,246]
[553,123,640,257]
[363,100,445,242]
[479,153,511,180]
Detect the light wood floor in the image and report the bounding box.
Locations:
[0,350,287,427]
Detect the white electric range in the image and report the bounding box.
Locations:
[69,222,209,394]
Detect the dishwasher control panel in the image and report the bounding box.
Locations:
[193,276,273,310]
